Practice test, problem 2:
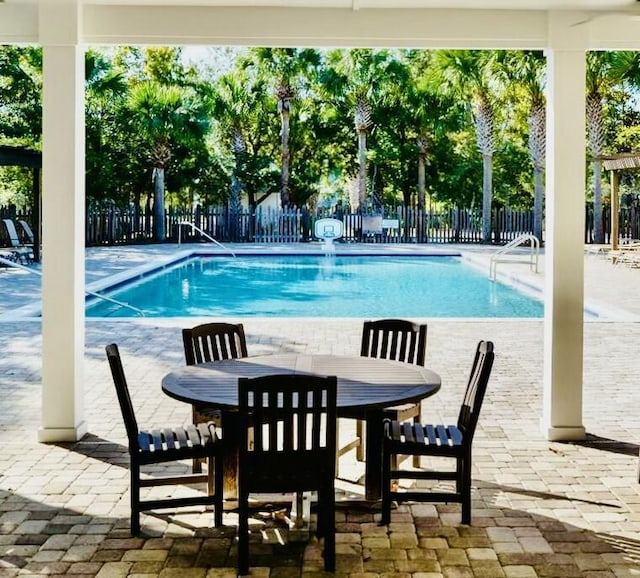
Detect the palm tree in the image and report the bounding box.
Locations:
[0,45,42,144]
[405,81,449,210]
[85,50,127,202]
[323,49,405,209]
[430,50,499,243]
[586,52,613,244]
[127,81,210,241]
[415,133,429,210]
[253,48,321,207]
[212,66,279,209]
[385,73,430,210]
[354,84,373,208]
[214,74,251,217]
[500,50,546,242]
[213,71,278,240]
[586,51,640,243]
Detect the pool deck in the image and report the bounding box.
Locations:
[1,243,640,577]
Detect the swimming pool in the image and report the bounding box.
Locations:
[86,255,544,318]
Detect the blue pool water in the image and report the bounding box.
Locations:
[86,255,544,318]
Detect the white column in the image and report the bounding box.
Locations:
[542,13,587,441]
[38,0,87,442]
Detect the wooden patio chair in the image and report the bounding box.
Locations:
[237,373,337,575]
[106,343,224,534]
[338,319,427,474]
[182,322,248,472]
[381,340,494,526]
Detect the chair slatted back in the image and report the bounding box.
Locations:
[182,322,248,365]
[238,374,337,490]
[18,220,35,244]
[361,319,427,366]
[457,340,494,441]
[105,344,140,449]
[3,219,22,248]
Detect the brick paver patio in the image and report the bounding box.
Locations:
[1,245,639,577]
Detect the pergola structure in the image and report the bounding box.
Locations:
[1,0,639,443]
[602,153,640,250]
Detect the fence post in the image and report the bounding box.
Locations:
[107,205,115,246]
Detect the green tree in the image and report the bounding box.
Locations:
[212,69,279,225]
[0,45,42,206]
[585,51,640,243]
[85,49,128,204]
[430,50,500,242]
[325,49,376,209]
[402,51,464,210]
[0,45,42,145]
[322,49,409,209]
[500,50,546,241]
[127,81,211,240]
[252,48,321,207]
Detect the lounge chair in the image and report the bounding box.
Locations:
[18,220,35,244]
[0,248,19,265]
[2,219,33,263]
[609,241,640,267]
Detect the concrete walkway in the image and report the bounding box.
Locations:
[1,244,640,577]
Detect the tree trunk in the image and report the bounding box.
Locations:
[482,155,493,243]
[533,166,544,243]
[133,189,142,235]
[153,167,166,242]
[417,154,426,211]
[280,104,290,207]
[229,157,243,242]
[593,159,603,243]
[231,156,243,215]
[358,130,367,209]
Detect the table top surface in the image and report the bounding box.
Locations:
[162,353,441,411]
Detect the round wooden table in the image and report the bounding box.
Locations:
[162,353,441,500]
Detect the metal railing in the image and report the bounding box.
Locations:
[177,221,236,257]
[489,233,540,281]
[0,255,146,317]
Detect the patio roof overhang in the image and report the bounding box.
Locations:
[2,1,640,50]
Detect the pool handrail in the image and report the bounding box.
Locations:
[489,233,540,281]
[0,255,146,317]
[177,221,236,257]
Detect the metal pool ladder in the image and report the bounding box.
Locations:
[489,233,540,281]
[177,221,236,257]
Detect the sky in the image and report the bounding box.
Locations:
[181,46,247,78]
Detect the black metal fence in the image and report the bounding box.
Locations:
[82,204,536,246]
[584,203,640,243]
[1,202,637,247]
